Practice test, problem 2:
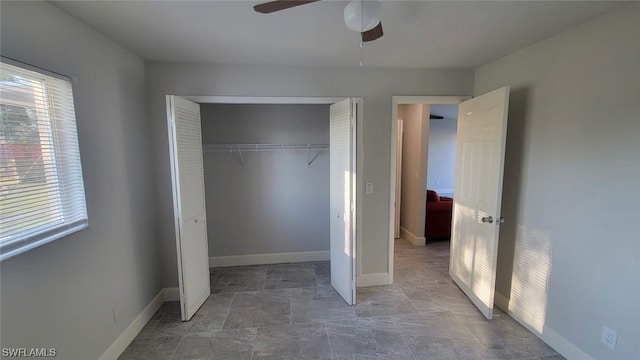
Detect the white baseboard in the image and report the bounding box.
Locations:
[542,326,594,360]
[99,288,183,360]
[400,227,426,246]
[357,272,390,287]
[494,291,594,360]
[210,250,329,267]
[99,290,165,360]
[163,287,180,301]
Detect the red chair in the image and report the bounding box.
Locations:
[425,190,453,240]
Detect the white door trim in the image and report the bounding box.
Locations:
[388,96,471,284]
[183,96,345,104]
[175,94,363,291]
[394,119,403,239]
[354,98,363,291]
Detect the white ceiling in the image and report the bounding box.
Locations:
[52,1,627,69]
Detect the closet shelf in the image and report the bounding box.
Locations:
[203,143,329,152]
[203,143,329,166]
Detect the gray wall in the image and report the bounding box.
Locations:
[146,63,474,286]
[200,104,330,257]
[0,1,159,359]
[475,3,640,359]
[399,104,429,238]
[426,116,458,196]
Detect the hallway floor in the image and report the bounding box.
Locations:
[120,239,563,359]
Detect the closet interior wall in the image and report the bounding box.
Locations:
[200,104,330,262]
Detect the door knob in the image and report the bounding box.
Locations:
[481,216,493,224]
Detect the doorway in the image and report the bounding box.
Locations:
[167,95,362,320]
[388,89,510,320]
[389,96,469,283]
[393,103,460,245]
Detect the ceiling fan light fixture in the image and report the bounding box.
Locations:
[343,0,381,32]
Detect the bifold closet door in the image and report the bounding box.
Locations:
[329,98,356,305]
[449,87,510,320]
[167,95,211,321]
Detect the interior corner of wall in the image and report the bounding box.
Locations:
[493,291,510,313]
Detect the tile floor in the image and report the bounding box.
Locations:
[120,239,563,359]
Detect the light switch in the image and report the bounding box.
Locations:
[366,182,374,194]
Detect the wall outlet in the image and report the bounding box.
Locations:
[601,326,617,349]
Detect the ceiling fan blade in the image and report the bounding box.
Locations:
[253,0,321,14]
[362,21,383,42]
[430,114,444,120]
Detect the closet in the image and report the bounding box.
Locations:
[167,96,358,319]
[200,103,331,262]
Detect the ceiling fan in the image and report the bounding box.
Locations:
[253,0,384,42]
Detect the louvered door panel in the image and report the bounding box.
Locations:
[329,98,355,305]
[167,95,210,321]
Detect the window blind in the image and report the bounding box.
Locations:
[0,59,87,261]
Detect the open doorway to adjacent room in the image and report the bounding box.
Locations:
[389,89,512,321]
[390,97,467,253]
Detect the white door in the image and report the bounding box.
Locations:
[394,119,404,239]
[330,98,357,305]
[167,95,211,321]
[449,87,510,319]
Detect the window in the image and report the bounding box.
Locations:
[0,58,87,261]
